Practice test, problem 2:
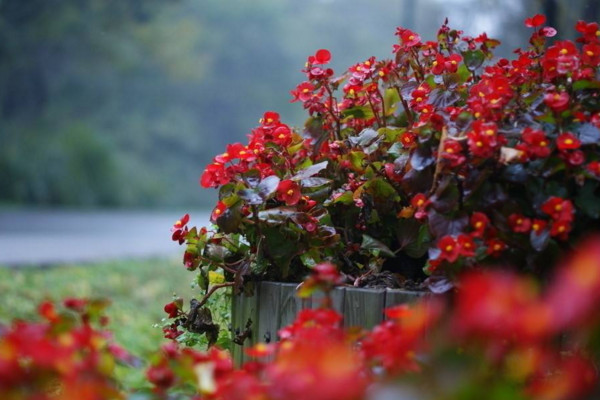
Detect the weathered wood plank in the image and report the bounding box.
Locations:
[256,282,282,361]
[230,285,259,367]
[232,284,427,367]
[384,289,426,319]
[343,288,386,329]
[310,287,346,315]
[279,283,308,329]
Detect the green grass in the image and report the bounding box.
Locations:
[0,258,215,390]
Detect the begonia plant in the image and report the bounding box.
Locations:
[169,14,600,338]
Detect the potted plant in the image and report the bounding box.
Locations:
[166,14,600,362]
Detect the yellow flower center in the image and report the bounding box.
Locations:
[564,138,573,145]
[287,189,295,196]
[445,245,454,252]
[378,71,385,77]
[494,244,502,251]
[485,129,495,136]
[560,48,568,55]
[476,141,483,147]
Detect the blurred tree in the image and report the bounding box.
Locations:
[0,0,597,208]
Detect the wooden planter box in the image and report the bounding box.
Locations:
[230,281,426,365]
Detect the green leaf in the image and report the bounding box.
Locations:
[332,191,353,205]
[573,80,600,91]
[575,181,600,218]
[222,196,242,210]
[457,64,471,82]
[218,183,237,200]
[263,228,300,279]
[379,127,402,142]
[216,207,242,233]
[403,224,431,258]
[342,106,375,120]
[197,269,209,291]
[388,142,405,157]
[462,50,485,71]
[361,234,395,258]
[383,88,400,116]
[300,251,319,268]
[349,151,366,170]
[366,177,399,201]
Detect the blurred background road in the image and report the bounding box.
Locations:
[0,209,209,266]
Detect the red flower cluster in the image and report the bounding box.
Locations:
[146,238,600,400]
[171,213,189,244]
[541,196,575,239]
[0,299,126,400]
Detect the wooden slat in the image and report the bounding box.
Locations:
[384,289,426,319]
[232,284,428,367]
[279,283,308,329]
[310,286,346,315]
[256,281,282,347]
[343,288,386,330]
[230,286,259,367]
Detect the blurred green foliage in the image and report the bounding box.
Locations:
[0,258,231,391]
[1,0,596,207]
